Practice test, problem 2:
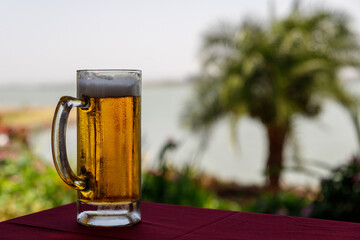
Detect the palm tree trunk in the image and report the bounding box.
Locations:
[265,123,288,192]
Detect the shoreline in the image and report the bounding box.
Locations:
[0,106,76,129]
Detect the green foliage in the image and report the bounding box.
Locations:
[244,192,308,216]
[142,140,241,211]
[183,7,360,132]
[182,4,360,190]
[310,157,360,222]
[0,149,75,220]
[142,166,240,211]
[142,167,207,207]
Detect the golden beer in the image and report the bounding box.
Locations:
[77,96,141,204]
[52,69,141,227]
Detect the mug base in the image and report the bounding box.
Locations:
[77,200,141,227]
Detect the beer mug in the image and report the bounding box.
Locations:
[51,69,141,227]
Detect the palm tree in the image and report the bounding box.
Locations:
[182,5,360,191]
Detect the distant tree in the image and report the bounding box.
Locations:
[182,3,360,191]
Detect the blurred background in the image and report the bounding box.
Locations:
[1,0,360,222]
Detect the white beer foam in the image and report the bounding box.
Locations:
[77,70,141,98]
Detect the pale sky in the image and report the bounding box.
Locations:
[0,0,359,85]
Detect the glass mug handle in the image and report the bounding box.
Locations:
[51,96,87,190]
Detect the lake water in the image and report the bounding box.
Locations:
[1,82,359,187]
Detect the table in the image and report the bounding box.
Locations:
[1,202,360,239]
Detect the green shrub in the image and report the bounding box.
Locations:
[0,149,75,220]
[142,166,210,207]
[310,156,360,222]
[142,140,241,211]
[245,192,308,216]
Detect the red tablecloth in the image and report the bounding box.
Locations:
[1,202,360,239]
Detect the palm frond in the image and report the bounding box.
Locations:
[181,5,360,165]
